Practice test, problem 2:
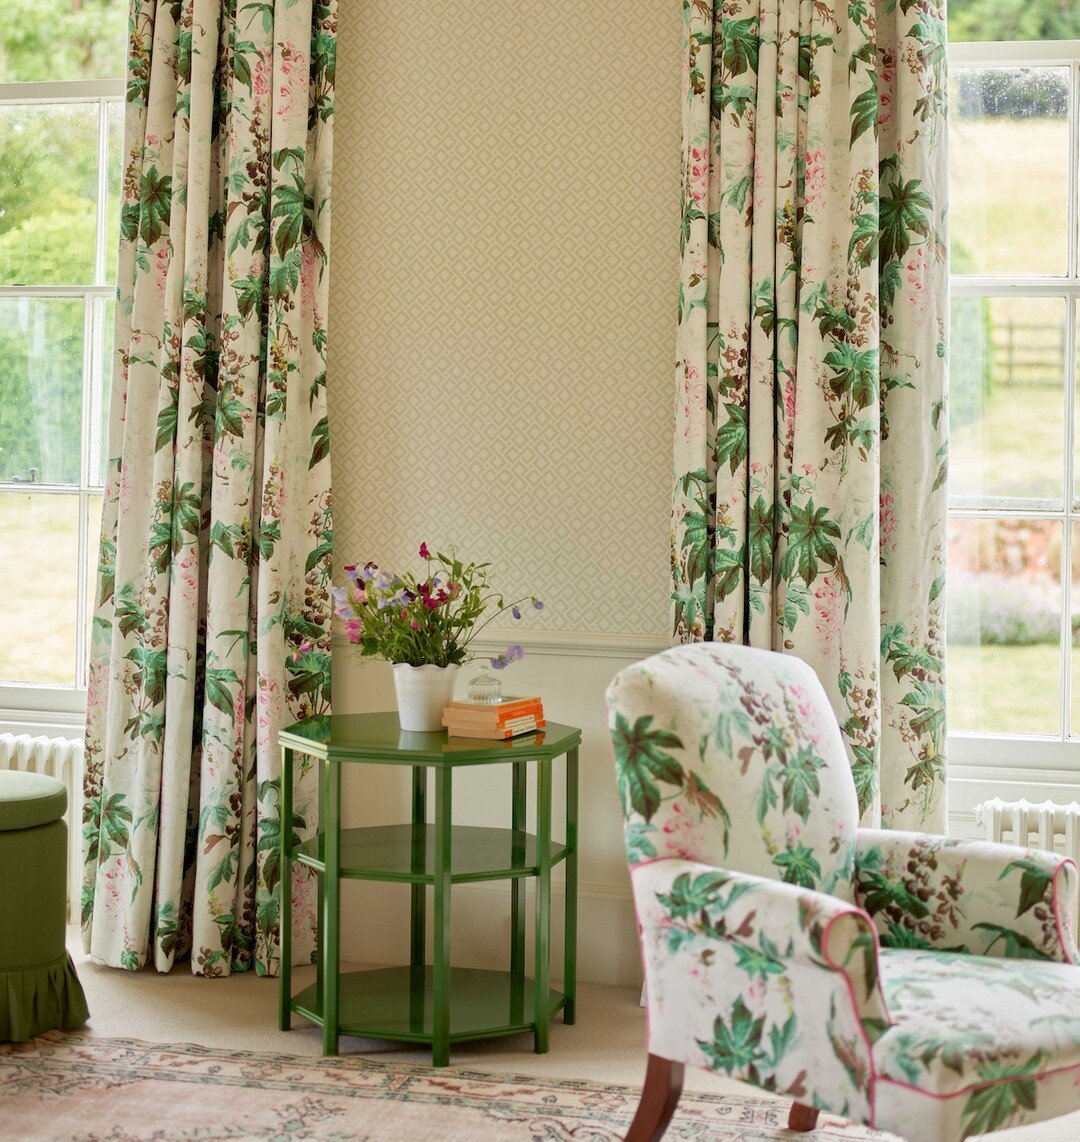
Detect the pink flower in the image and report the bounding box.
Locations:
[419,542,431,559]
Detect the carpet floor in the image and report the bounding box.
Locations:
[0,931,1073,1140]
[0,1032,890,1141]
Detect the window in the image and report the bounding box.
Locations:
[0,3,126,713]
[946,24,1080,751]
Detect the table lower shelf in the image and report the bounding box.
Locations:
[289,966,566,1043]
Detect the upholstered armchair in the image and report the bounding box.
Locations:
[607,644,1080,1142]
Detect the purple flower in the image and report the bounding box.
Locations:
[492,643,525,669]
[532,599,544,610]
[419,542,431,559]
[360,565,376,582]
[512,606,521,620]
[344,565,359,581]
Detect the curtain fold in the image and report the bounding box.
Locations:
[671,0,948,829]
[82,0,336,975]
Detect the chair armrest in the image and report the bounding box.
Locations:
[854,828,1079,962]
[631,858,889,1123]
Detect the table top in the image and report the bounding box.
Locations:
[280,712,581,765]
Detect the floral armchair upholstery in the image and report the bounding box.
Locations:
[607,644,1080,1141]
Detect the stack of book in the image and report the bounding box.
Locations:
[442,696,545,739]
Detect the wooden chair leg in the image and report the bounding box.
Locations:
[788,1102,820,1132]
[625,1053,685,1142]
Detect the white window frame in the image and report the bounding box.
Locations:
[948,39,1080,783]
[0,77,124,728]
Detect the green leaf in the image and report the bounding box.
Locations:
[773,842,821,888]
[612,712,685,823]
[849,75,878,145]
[1000,859,1054,918]
[715,403,748,473]
[205,665,241,720]
[779,498,841,585]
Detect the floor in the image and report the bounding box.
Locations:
[68,930,1080,1141]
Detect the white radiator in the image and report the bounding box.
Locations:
[974,797,1080,933]
[0,732,83,922]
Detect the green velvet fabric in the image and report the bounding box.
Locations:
[0,953,89,1041]
[0,771,67,833]
[0,813,88,1041]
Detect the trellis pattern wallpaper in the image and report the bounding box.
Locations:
[327,2,679,637]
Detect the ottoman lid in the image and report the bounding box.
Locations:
[0,771,67,832]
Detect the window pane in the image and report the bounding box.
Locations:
[950,68,1069,277]
[948,517,1062,735]
[91,298,116,488]
[0,297,85,486]
[85,492,105,685]
[0,2,127,83]
[950,296,1066,503]
[104,100,124,286]
[0,103,100,286]
[0,492,79,685]
[949,1,1080,43]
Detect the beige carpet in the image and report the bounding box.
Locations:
[15,930,1070,1140]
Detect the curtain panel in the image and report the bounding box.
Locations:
[82,0,337,975]
[671,0,948,829]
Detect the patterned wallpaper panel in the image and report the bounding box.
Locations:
[327,2,679,637]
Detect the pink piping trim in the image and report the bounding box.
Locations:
[877,1057,1080,1102]
[820,906,889,1128]
[1051,859,1078,964]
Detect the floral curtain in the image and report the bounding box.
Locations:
[82,0,336,975]
[671,0,948,829]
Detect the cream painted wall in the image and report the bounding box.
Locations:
[325,4,682,986]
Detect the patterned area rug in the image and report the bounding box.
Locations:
[0,1032,889,1140]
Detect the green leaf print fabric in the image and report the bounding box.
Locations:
[608,643,1080,1141]
[671,0,949,830]
[82,1,336,976]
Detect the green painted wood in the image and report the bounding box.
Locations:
[564,746,579,1025]
[534,757,552,1054]
[510,762,526,991]
[278,713,581,1066]
[278,746,293,1032]
[290,966,566,1042]
[292,823,568,882]
[280,712,580,764]
[322,757,340,1056]
[433,767,453,1067]
[410,768,427,970]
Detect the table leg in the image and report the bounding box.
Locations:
[278,746,293,1031]
[432,766,453,1067]
[563,746,578,1024]
[316,757,325,1003]
[322,758,341,1056]
[510,761,526,981]
[534,757,552,1053]
[411,766,427,970]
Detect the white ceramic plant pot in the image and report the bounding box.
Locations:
[392,663,460,732]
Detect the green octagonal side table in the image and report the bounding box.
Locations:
[277,712,581,1067]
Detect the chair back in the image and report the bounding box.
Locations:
[606,643,860,901]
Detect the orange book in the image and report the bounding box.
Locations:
[443,701,543,726]
[446,717,547,740]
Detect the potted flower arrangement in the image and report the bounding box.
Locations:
[331,544,543,731]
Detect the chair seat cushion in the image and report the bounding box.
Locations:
[0,771,67,832]
[873,949,1080,1139]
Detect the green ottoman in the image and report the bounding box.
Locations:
[0,771,89,1041]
